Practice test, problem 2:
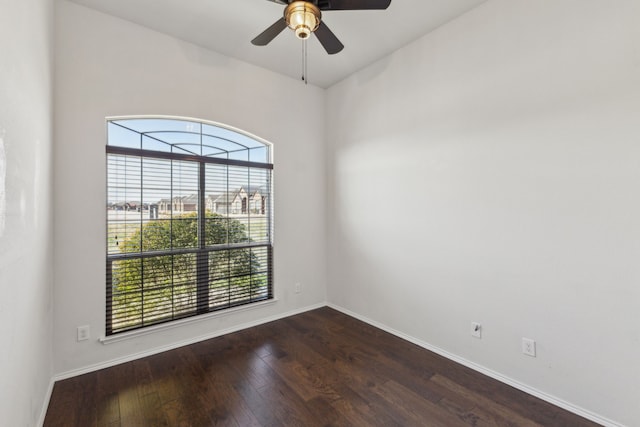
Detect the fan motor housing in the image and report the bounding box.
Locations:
[285,1,321,39]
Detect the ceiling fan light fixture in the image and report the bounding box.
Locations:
[285,1,321,40]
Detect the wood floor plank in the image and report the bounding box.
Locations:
[44,307,602,427]
[329,384,404,427]
[96,392,120,427]
[372,379,471,427]
[431,374,543,427]
[44,381,78,426]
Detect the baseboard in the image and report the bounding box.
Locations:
[37,377,55,427]
[52,302,325,382]
[327,303,623,427]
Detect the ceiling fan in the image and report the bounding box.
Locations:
[251,0,392,55]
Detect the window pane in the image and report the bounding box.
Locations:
[171,160,199,249]
[108,122,140,149]
[111,258,142,332]
[107,155,142,254]
[142,255,174,324]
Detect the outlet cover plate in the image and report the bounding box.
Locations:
[77,325,90,341]
[522,338,536,357]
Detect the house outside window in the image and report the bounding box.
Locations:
[106,117,273,335]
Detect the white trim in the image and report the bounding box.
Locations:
[100,298,278,344]
[53,302,325,381]
[327,303,624,427]
[37,378,55,427]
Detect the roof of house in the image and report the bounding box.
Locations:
[213,192,239,204]
[238,185,268,197]
[178,195,198,204]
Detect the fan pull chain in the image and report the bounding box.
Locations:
[301,38,308,85]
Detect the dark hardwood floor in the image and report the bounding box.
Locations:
[44,307,601,426]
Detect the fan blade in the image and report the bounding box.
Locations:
[265,0,288,4]
[315,21,344,54]
[319,0,391,11]
[251,18,288,46]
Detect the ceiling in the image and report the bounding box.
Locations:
[68,0,486,88]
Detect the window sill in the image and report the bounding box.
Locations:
[99,298,278,345]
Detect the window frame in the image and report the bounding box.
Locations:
[105,116,274,336]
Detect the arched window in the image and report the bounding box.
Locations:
[106,117,273,335]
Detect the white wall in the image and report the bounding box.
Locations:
[326,1,640,425]
[54,0,326,374]
[0,0,54,425]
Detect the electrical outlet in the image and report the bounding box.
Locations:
[470,322,482,339]
[77,325,90,342]
[294,282,301,294]
[522,338,536,357]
